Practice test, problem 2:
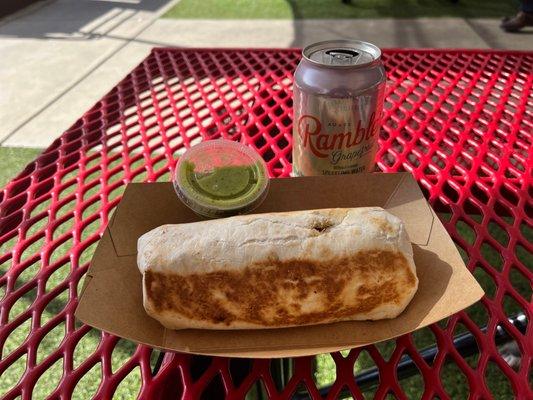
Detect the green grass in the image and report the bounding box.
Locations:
[163,0,518,19]
[0,147,145,399]
[1,147,531,399]
[0,147,43,189]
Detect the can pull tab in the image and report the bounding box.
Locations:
[324,49,361,65]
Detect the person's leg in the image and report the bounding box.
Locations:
[501,0,533,32]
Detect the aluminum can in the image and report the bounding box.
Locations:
[292,40,386,176]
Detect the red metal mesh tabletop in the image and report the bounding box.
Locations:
[0,48,531,399]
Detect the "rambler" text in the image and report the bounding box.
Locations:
[298,113,378,158]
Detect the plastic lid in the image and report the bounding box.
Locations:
[173,140,269,218]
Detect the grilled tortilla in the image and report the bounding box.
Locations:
[137,207,418,330]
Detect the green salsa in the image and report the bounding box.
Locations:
[178,161,268,211]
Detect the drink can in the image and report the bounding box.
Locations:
[292,40,386,176]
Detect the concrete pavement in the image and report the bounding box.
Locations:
[1,1,531,148]
[0,0,180,147]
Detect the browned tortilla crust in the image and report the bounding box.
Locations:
[144,250,416,328]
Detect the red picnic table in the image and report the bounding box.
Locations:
[0,48,531,399]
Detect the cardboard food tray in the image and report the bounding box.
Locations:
[75,173,484,358]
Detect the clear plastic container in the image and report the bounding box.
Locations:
[173,140,269,218]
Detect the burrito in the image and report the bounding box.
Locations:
[137,207,418,330]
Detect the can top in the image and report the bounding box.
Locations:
[303,40,381,68]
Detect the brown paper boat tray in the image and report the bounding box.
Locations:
[76,173,483,358]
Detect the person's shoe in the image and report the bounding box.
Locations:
[500,11,533,32]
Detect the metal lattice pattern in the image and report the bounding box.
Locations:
[0,49,531,399]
